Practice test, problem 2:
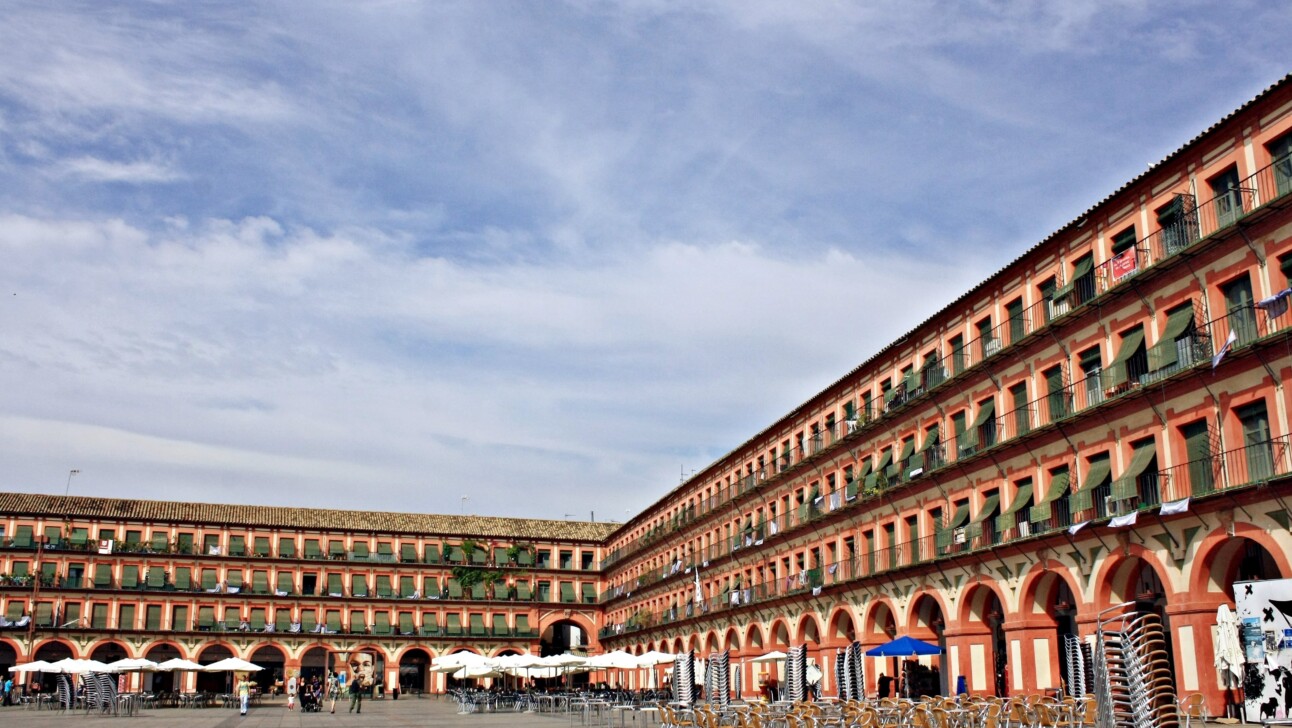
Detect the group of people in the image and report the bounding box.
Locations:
[237,667,370,717]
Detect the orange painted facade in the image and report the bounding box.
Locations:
[4,76,1292,710]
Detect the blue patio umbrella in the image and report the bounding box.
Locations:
[864,636,942,657]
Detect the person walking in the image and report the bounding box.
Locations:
[327,671,339,714]
[286,672,297,711]
[3,675,12,706]
[237,674,252,716]
[348,670,364,714]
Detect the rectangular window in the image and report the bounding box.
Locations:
[1222,274,1257,345]
[1157,195,1198,255]
[1006,298,1025,344]
[1210,165,1245,228]
[1148,301,1199,373]
[145,605,162,631]
[977,317,996,358]
[278,537,295,558]
[1043,365,1067,422]
[1237,401,1274,482]
[1010,381,1029,437]
[118,604,136,630]
[172,605,188,631]
[1111,226,1137,254]
[1271,131,1292,197]
[1102,325,1146,393]
[1180,419,1215,495]
[950,335,965,374]
[254,537,270,556]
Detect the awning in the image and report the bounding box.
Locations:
[1104,328,1146,388]
[1150,304,1196,370]
[875,448,894,475]
[1030,471,1070,520]
[971,399,996,429]
[968,494,1000,525]
[897,438,915,463]
[1071,255,1094,281]
[945,503,970,530]
[999,484,1033,516]
[1073,458,1112,494]
[917,424,940,453]
[1112,442,1158,501]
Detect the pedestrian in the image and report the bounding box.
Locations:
[877,672,893,698]
[3,675,12,706]
[286,672,297,711]
[348,670,364,714]
[327,671,339,714]
[237,674,252,716]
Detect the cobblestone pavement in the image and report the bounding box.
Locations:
[0,696,596,728]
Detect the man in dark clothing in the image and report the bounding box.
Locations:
[878,673,894,698]
[348,674,364,714]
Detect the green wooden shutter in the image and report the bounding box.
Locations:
[1181,420,1215,494]
[278,538,296,557]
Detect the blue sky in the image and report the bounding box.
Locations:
[1,1,1288,520]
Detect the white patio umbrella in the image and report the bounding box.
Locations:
[46,658,117,674]
[109,657,160,672]
[156,658,206,671]
[8,661,55,673]
[203,657,263,672]
[749,650,788,663]
[1215,604,1245,720]
[586,651,640,669]
[636,651,677,689]
[454,664,504,679]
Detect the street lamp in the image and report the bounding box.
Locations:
[63,469,80,497]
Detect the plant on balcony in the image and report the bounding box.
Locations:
[505,543,529,564]
[462,539,479,559]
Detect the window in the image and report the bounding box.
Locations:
[1043,365,1068,422]
[1157,195,1198,255]
[1179,419,1215,494]
[1078,345,1103,408]
[1009,381,1029,437]
[1038,277,1057,324]
[1006,298,1025,345]
[1062,253,1096,308]
[1148,302,1199,374]
[1031,465,1071,529]
[559,550,573,570]
[1102,325,1146,393]
[997,477,1033,538]
[1281,254,1292,290]
[1271,131,1292,197]
[1111,226,1137,254]
[951,411,968,457]
[1236,401,1274,481]
[950,335,965,374]
[1071,453,1112,518]
[977,317,996,358]
[1222,274,1257,345]
[1111,437,1159,509]
[1210,165,1245,228]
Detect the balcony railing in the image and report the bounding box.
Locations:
[601,433,1292,641]
[601,157,1292,574]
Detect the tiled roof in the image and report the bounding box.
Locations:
[0,492,618,543]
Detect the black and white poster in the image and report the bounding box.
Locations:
[1236,579,1292,723]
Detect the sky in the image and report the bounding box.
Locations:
[1,1,1289,522]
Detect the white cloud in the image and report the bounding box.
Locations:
[53,157,183,183]
[0,214,984,517]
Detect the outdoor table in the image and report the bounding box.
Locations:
[638,706,660,726]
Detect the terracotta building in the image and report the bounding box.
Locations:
[4,75,1292,711]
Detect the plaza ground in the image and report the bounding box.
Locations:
[0,695,591,728]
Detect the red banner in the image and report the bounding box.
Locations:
[1111,248,1138,281]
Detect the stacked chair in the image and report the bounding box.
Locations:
[786,645,807,703]
[1064,633,1094,698]
[675,651,695,706]
[711,651,730,708]
[847,640,867,700]
[1094,605,1180,728]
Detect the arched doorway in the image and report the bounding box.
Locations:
[908,594,946,698]
[144,644,183,693]
[301,646,329,684]
[829,610,857,645]
[32,642,73,693]
[90,642,128,663]
[1113,557,1175,690]
[1026,571,1081,696]
[540,619,586,656]
[965,586,1007,697]
[0,642,15,676]
[249,645,286,694]
[400,647,432,694]
[196,644,233,693]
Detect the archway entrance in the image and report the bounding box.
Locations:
[32,643,73,693]
[144,644,182,693]
[196,645,233,693]
[908,595,946,697]
[1028,572,1080,695]
[399,648,432,694]
[301,646,329,684]
[250,645,286,694]
[1115,558,1174,690]
[0,642,16,683]
[540,620,589,688]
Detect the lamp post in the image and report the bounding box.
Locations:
[63,469,80,497]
